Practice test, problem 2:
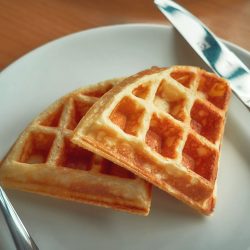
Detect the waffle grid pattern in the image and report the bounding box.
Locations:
[106,67,224,181]
[20,94,135,179]
[0,80,151,215]
[73,66,231,214]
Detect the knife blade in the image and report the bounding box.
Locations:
[154,0,250,111]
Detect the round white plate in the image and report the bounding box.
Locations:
[0,24,249,250]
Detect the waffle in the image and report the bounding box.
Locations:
[0,79,152,215]
[72,66,231,215]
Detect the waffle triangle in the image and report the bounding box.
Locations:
[0,78,152,215]
[72,66,231,215]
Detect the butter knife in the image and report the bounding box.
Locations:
[154,0,250,111]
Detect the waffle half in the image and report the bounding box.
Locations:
[72,66,231,215]
[0,79,152,215]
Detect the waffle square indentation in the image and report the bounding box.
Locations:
[109,96,145,136]
[154,79,187,121]
[198,72,230,109]
[39,104,64,127]
[57,137,93,171]
[170,70,195,88]
[145,113,183,159]
[190,100,223,143]
[19,132,55,164]
[67,99,93,130]
[132,81,151,99]
[182,134,217,181]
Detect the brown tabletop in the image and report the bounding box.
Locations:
[0,0,249,69]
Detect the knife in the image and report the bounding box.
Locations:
[154,0,250,111]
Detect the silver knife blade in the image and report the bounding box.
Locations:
[154,0,250,111]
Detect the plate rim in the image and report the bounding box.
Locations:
[1,23,249,76]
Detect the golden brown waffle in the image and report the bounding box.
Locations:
[72,66,231,215]
[0,79,152,215]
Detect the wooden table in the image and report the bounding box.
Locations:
[0,0,249,69]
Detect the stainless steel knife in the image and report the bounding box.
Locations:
[154,0,250,111]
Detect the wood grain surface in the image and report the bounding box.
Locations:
[0,0,249,69]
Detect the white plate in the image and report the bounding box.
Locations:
[0,24,249,250]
